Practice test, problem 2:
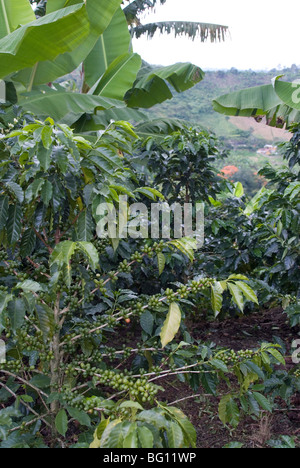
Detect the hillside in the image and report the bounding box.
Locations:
[147,66,299,194]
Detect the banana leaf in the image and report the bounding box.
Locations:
[213,78,300,127]
[273,76,300,110]
[84,7,131,88]
[18,85,122,123]
[0,0,35,39]
[11,0,122,87]
[0,4,89,79]
[73,107,149,133]
[125,62,205,108]
[92,53,142,100]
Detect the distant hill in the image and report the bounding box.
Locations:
[147,65,300,196]
[147,66,299,148]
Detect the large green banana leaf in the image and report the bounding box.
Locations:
[273,77,300,110]
[46,0,78,14]
[125,62,205,108]
[11,0,122,87]
[92,53,142,100]
[134,118,187,139]
[84,7,131,88]
[212,84,282,117]
[0,0,35,39]
[213,78,300,127]
[18,86,123,123]
[0,4,90,79]
[74,107,149,133]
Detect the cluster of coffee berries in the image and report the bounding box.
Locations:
[237,349,256,360]
[177,285,189,299]
[17,329,47,353]
[108,271,118,284]
[118,260,132,274]
[5,261,20,275]
[94,275,108,295]
[153,241,165,254]
[189,279,206,293]
[294,368,300,379]
[217,349,240,365]
[0,359,22,372]
[165,288,177,304]
[130,251,143,263]
[148,295,161,309]
[94,238,110,254]
[141,245,154,258]
[130,301,144,316]
[16,272,29,282]
[0,251,8,262]
[96,371,159,403]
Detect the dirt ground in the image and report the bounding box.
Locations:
[159,307,300,448]
[229,116,292,142]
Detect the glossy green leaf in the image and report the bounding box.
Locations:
[235,281,258,305]
[76,242,99,270]
[6,204,22,245]
[50,241,77,269]
[7,298,26,332]
[0,196,9,230]
[253,392,273,412]
[20,228,36,257]
[168,237,197,262]
[162,406,196,448]
[55,409,68,437]
[219,394,240,427]
[40,180,53,207]
[140,310,154,335]
[167,421,184,448]
[77,210,94,242]
[16,280,42,293]
[66,407,91,427]
[137,426,154,449]
[36,304,55,339]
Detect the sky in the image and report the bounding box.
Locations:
[132,0,300,71]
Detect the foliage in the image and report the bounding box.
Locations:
[90,403,197,449]
[131,125,227,203]
[122,0,228,42]
[0,114,284,448]
[213,76,300,128]
[0,0,206,133]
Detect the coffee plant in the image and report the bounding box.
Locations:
[0,115,297,448]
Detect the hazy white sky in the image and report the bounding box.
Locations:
[132,0,300,70]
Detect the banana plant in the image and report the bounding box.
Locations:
[123,0,228,42]
[0,0,205,131]
[213,76,300,128]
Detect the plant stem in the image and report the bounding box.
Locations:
[50,294,63,431]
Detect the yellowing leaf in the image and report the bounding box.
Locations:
[160,302,181,348]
